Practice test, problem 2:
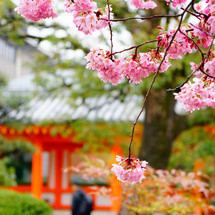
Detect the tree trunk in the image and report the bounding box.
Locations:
[139,89,187,169]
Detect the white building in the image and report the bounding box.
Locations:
[0,38,36,80]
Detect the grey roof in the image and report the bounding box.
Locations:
[5,74,186,123]
[4,74,145,123]
[12,95,144,123]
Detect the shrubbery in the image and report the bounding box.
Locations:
[0,189,52,215]
[169,127,215,175]
[0,158,16,186]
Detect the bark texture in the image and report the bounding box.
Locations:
[139,89,187,169]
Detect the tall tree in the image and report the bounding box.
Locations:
[1,0,208,169]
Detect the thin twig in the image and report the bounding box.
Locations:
[181,7,200,18]
[107,0,113,56]
[191,0,208,18]
[190,23,214,37]
[179,29,205,59]
[128,2,192,160]
[167,38,215,92]
[101,13,182,22]
[167,70,196,92]
[112,40,157,55]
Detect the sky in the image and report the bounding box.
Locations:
[13,0,133,60]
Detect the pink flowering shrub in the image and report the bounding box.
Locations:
[122,168,215,215]
[111,156,148,184]
[64,156,110,183]
[15,0,58,21]
[68,157,215,215]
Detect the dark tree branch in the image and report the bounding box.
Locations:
[112,40,157,56]
[167,38,215,92]
[128,2,192,160]
[101,13,183,22]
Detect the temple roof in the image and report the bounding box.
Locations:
[4,74,145,123]
[4,74,186,123]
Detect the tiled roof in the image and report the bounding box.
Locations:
[5,74,186,123]
[10,95,144,123]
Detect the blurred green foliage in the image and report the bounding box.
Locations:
[0,135,36,156]
[0,158,16,186]
[188,108,215,126]
[0,135,35,186]
[168,127,215,175]
[0,189,52,215]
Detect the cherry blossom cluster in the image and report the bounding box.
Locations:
[85,48,171,85]
[191,0,215,48]
[174,77,215,112]
[64,0,110,35]
[85,48,123,85]
[175,52,215,112]
[111,156,148,184]
[15,0,58,21]
[165,0,188,8]
[191,54,215,78]
[127,0,157,9]
[64,156,110,182]
[157,27,192,59]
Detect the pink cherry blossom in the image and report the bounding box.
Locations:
[157,28,192,59]
[85,48,124,85]
[64,0,111,35]
[190,0,215,48]
[191,20,213,49]
[191,54,215,78]
[111,156,148,184]
[85,49,171,85]
[120,56,150,84]
[129,0,157,9]
[207,16,215,35]
[139,51,171,74]
[174,78,215,112]
[165,0,187,8]
[120,51,171,84]
[15,0,58,22]
[64,0,97,13]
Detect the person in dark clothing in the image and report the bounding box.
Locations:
[72,181,93,215]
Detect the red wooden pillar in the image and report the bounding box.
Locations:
[54,149,63,208]
[31,142,43,199]
[110,145,123,213]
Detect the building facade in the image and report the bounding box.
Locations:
[0,38,36,80]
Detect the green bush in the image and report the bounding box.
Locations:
[169,126,215,175]
[0,158,16,186]
[0,189,52,215]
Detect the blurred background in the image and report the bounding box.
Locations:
[0,0,214,214]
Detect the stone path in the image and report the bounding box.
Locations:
[53,210,117,215]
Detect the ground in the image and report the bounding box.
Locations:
[53,210,117,215]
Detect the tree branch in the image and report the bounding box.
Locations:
[128,1,193,160]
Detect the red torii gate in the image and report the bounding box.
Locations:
[0,125,122,212]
